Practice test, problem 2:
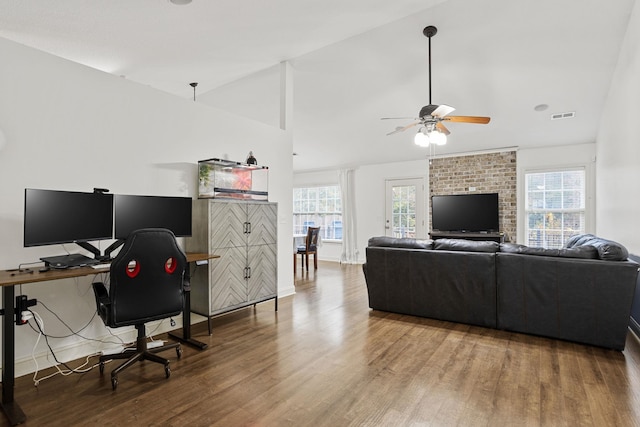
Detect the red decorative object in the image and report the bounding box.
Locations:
[165,257,178,274]
[126,260,140,278]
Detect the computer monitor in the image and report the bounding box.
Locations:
[24,188,114,248]
[114,194,192,240]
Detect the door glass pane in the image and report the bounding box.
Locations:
[392,184,416,238]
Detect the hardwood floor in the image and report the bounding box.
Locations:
[5,261,640,426]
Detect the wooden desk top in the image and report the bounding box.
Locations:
[0,252,218,287]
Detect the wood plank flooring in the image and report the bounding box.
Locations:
[5,261,640,426]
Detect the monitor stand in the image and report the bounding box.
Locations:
[103,239,125,260]
[76,241,112,261]
[41,241,112,270]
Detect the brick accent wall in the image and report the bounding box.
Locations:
[429,151,517,242]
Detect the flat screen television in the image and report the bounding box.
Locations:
[431,193,499,232]
[114,194,192,240]
[24,188,114,247]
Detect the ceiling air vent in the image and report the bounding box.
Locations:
[551,111,575,120]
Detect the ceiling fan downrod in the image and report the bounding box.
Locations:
[423,26,437,106]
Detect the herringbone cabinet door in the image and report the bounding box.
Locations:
[247,243,277,301]
[209,246,248,313]
[247,202,277,246]
[208,201,247,249]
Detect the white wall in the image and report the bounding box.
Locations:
[294,158,429,264]
[0,37,294,376]
[516,143,597,244]
[596,0,640,255]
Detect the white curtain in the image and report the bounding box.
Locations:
[339,168,359,264]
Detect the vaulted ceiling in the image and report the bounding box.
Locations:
[0,0,635,171]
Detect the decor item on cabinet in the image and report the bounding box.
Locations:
[198,158,268,201]
[294,226,320,274]
[186,199,278,334]
[246,151,257,165]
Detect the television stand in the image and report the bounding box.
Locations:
[430,231,505,243]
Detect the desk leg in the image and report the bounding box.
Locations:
[168,265,208,350]
[1,285,26,426]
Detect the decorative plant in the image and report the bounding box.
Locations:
[199,163,211,187]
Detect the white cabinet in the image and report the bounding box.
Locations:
[186,199,277,328]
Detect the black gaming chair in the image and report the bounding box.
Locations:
[92,228,187,390]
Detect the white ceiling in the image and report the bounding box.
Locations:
[0,0,635,171]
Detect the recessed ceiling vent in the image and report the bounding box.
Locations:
[551,111,575,120]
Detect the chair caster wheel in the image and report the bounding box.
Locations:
[176,346,183,359]
[165,364,171,379]
[111,376,118,390]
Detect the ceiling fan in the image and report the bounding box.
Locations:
[383,26,490,146]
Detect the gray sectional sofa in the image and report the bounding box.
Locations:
[362,234,639,350]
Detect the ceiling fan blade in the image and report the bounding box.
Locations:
[444,115,491,124]
[436,122,451,135]
[386,126,404,136]
[386,121,420,135]
[431,104,456,118]
[419,104,439,118]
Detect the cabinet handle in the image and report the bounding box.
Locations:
[243,222,249,234]
[246,222,252,234]
[243,266,251,279]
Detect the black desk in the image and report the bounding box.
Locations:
[0,252,216,426]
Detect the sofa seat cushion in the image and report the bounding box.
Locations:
[500,243,598,259]
[434,238,500,253]
[564,234,629,261]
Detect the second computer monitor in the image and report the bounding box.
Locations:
[114,194,192,240]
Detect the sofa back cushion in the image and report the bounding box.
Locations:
[434,238,500,253]
[500,243,598,259]
[367,236,433,250]
[564,234,629,261]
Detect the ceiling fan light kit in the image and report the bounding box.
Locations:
[414,129,430,147]
[384,25,491,148]
[414,125,447,147]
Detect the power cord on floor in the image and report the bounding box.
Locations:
[30,300,125,346]
[28,309,103,386]
[25,303,174,386]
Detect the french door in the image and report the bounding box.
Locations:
[385,178,425,238]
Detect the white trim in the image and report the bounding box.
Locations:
[428,146,519,160]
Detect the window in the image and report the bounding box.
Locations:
[293,186,342,240]
[525,169,585,248]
